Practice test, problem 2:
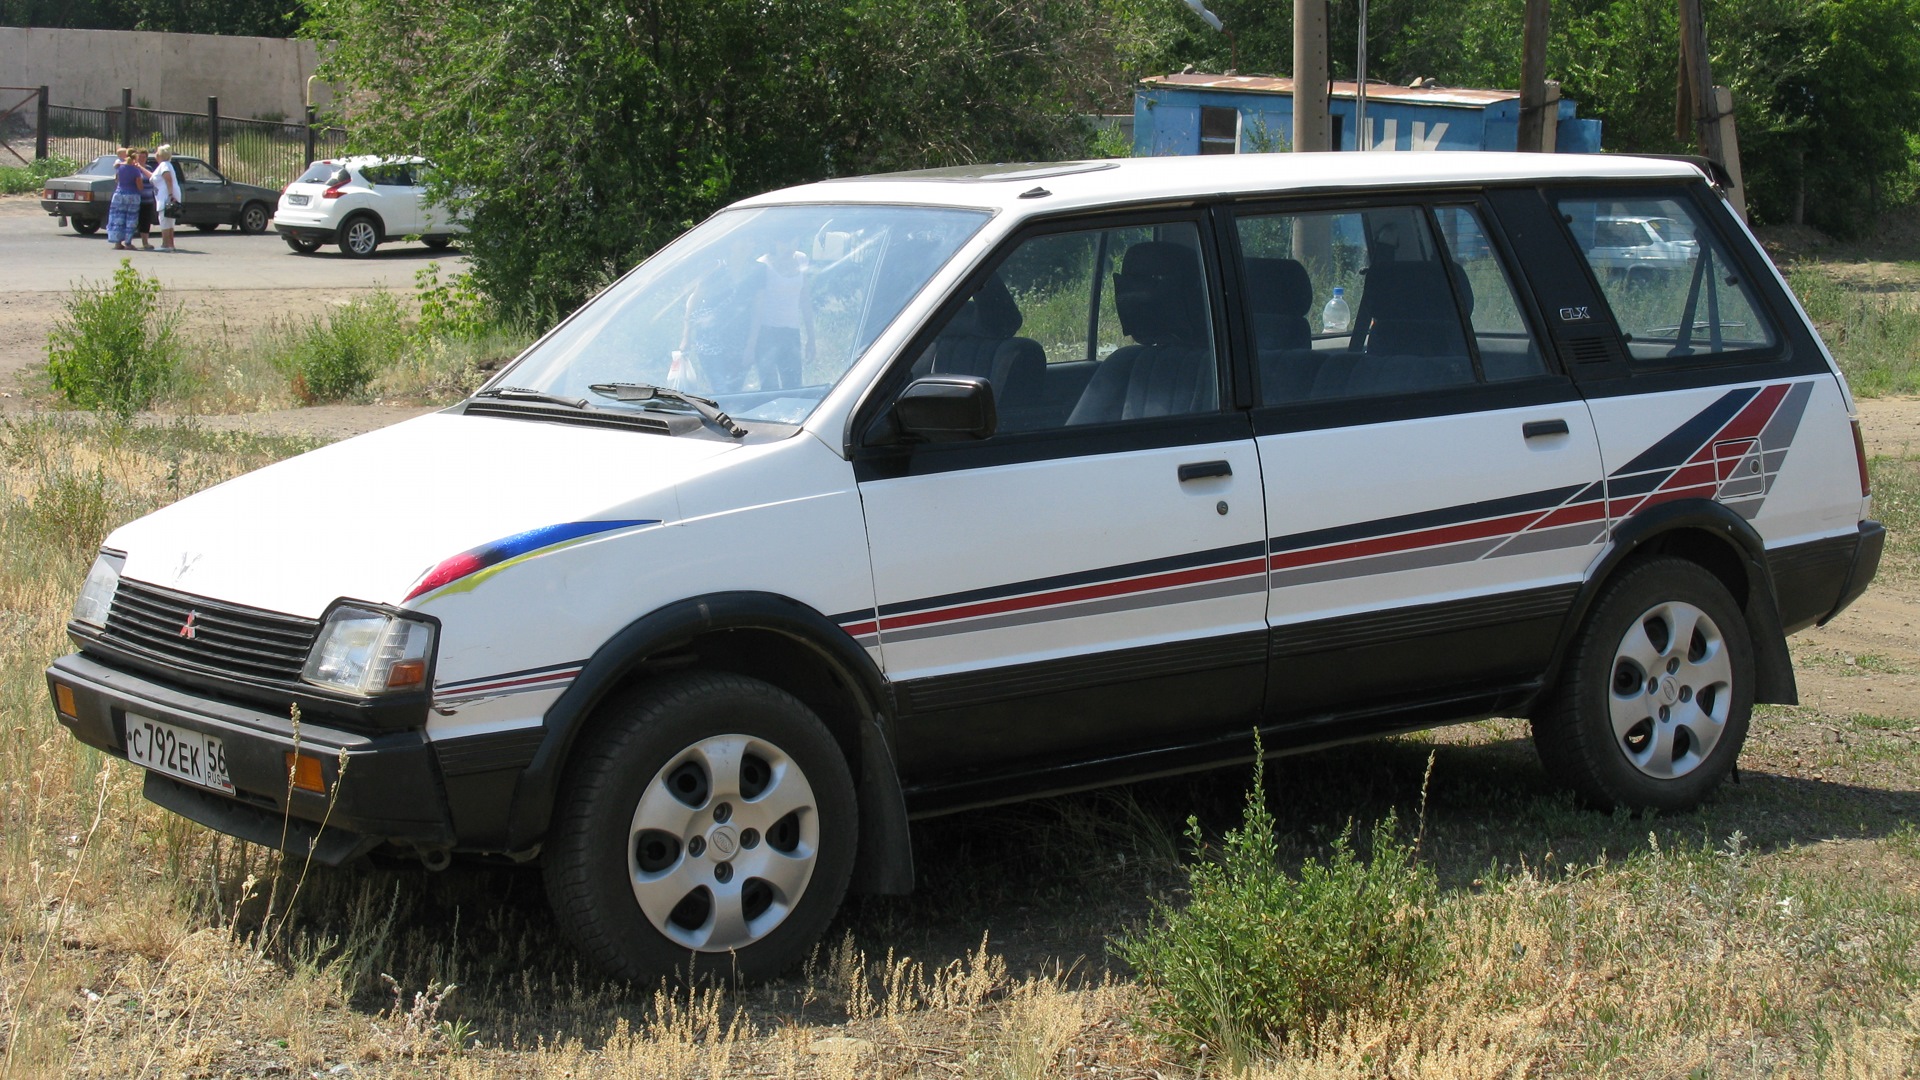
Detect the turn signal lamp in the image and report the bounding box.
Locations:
[53,683,77,720]
[284,752,326,794]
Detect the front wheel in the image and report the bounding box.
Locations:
[422,236,453,251]
[1534,557,1754,811]
[544,672,858,983]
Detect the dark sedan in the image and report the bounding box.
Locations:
[41,154,279,235]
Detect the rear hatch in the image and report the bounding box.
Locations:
[277,161,356,222]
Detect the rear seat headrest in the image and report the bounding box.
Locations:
[1244,257,1313,319]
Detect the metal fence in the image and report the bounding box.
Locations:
[3,87,346,189]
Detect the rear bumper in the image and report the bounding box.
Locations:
[43,198,102,220]
[46,651,456,864]
[1825,520,1884,624]
[274,222,339,243]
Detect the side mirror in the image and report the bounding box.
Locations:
[893,375,997,442]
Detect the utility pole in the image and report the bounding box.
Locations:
[1677,0,1724,166]
[1517,0,1551,151]
[1293,0,1330,152]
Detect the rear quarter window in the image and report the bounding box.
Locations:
[1557,192,1779,365]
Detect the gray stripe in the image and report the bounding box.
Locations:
[1484,520,1609,559]
[879,574,1266,644]
[1759,381,1812,449]
[1268,537,1504,589]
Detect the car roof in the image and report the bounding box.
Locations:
[315,155,427,168]
[732,152,1706,216]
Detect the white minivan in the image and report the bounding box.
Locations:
[50,153,1882,983]
[273,155,463,257]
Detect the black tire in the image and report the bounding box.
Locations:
[544,671,858,984]
[72,218,101,235]
[238,202,271,235]
[423,236,453,251]
[1534,556,1754,812]
[338,214,382,257]
[193,223,219,233]
[285,235,322,254]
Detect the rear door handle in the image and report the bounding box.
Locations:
[1523,419,1571,439]
[1178,460,1233,482]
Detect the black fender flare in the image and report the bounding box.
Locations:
[1542,500,1797,708]
[506,591,914,893]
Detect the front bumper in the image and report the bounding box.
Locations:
[46,651,456,864]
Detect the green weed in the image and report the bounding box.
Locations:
[0,155,79,195]
[46,260,182,418]
[1116,751,1443,1068]
[1787,265,1920,396]
[274,292,410,402]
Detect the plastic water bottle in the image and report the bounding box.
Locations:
[1321,287,1351,334]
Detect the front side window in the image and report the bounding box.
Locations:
[1558,194,1777,363]
[904,220,1221,433]
[1239,202,1546,405]
[179,160,220,183]
[497,204,989,428]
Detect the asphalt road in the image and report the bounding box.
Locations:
[0,193,467,291]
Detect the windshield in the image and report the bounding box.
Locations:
[491,203,989,427]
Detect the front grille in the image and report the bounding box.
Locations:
[103,579,320,684]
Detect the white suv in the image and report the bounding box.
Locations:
[273,155,463,257]
[48,153,1883,983]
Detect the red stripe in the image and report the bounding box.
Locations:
[1268,509,1544,572]
[878,556,1267,633]
[841,621,878,638]
[1529,501,1609,530]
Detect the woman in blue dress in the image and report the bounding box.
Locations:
[105,149,150,251]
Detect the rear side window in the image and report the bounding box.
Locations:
[295,162,339,183]
[1557,194,1778,364]
[1237,203,1549,405]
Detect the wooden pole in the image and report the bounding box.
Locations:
[1517,0,1551,152]
[1677,0,1725,166]
[1293,0,1330,152]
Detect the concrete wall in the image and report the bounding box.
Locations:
[0,26,329,119]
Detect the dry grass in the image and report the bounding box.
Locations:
[1,407,1918,1073]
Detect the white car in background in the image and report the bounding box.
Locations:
[273,155,464,257]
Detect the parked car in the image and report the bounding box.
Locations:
[40,153,277,235]
[273,155,464,256]
[46,153,1882,985]
[1577,213,1701,287]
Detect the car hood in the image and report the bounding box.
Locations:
[108,410,751,617]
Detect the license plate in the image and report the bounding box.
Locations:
[55,191,75,200]
[125,713,233,794]
[287,194,309,206]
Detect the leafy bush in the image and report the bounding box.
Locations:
[413,262,496,342]
[46,259,182,417]
[279,291,410,402]
[0,155,78,195]
[1117,754,1443,1068]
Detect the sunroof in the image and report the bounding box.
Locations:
[829,161,1119,183]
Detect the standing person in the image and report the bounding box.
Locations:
[134,148,158,250]
[752,239,813,389]
[675,235,766,393]
[105,148,148,251]
[150,145,181,253]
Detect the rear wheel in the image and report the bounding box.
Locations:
[72,218,100,236]
[1534,557,1753,811]
[238,202,270,234]
[339,215,381,257]
[284,235,322,254]
[544,672,858,983]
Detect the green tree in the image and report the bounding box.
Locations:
[308,0,1120,326]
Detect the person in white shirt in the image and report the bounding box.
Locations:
[150,145,182,253]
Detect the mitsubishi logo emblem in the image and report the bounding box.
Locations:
[179,611,198,639]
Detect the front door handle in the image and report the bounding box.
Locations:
[1523,419,1571,439]
[1178,460,1233,482]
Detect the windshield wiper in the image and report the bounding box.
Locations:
[474,386,589,409]
[588,383,747,438]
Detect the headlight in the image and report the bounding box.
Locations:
[71,550,125,629]
[302,605,436,696]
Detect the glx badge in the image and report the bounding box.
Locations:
[1558,306,1592,322]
